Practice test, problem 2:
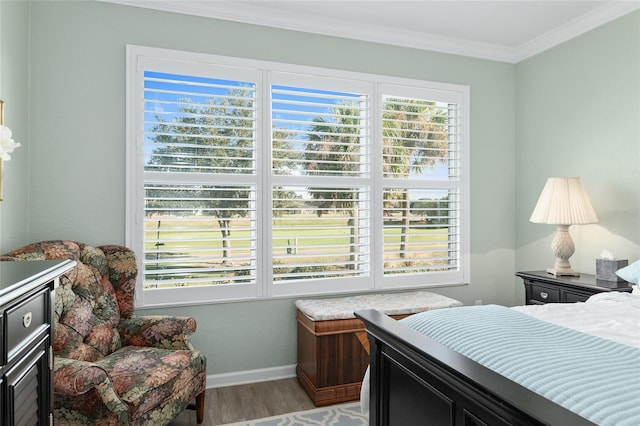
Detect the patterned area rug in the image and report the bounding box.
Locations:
[222,402,367,426]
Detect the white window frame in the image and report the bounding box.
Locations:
[126,45,470,307]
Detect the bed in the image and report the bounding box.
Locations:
[356,291,640,426]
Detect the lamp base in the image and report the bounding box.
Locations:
[546,267,580,277]
[547,225,580,277]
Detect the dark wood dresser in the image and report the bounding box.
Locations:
[0,259,75,426]
[516,270,632,305]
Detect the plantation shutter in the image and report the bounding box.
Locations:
[381,93,463,276]
[142,70,259,289]
[270,80,371,287]
[144,71,257,174]
[128,46,469,306]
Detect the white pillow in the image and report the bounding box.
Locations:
[616,260,640,285]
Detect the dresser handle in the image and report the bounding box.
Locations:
[23,312,33,328]
[540,292,548,299]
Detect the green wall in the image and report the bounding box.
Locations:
[1,0,636,381]
[514,11,640,305]
[0,0,30,251]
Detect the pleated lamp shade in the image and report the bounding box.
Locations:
[530,177,598,225]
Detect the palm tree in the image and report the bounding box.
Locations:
[382,97,449,259]
[303,104,362,269]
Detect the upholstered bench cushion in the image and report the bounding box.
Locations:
[295,291,462,321]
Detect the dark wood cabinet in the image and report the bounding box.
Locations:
[0,259,75,426]
[516,270,632,305]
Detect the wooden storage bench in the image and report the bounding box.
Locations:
[295,291,462,406]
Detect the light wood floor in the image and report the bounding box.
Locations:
[170,378,316,425]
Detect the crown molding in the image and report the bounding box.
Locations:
[513,1,640,62]
[103,0,639,64]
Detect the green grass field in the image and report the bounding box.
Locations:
[143,213,451,286]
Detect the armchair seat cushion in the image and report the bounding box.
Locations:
[95,346,206,421]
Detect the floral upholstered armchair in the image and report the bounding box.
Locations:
[3,240,206,426]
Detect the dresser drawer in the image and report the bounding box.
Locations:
[527,282,560,304]
[563,290,590,303]
[5,289,48,363]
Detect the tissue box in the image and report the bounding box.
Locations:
[596,259,628,282]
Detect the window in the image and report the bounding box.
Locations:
[126,45,469,307]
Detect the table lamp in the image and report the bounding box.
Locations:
[530,177,598,276]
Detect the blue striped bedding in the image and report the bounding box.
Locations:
[401,305,640,426]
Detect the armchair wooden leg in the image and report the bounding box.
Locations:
[195,390,205,424]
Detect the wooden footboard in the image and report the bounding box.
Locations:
[355,309,595,426]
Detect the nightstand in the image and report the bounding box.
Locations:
[516,271,633,305]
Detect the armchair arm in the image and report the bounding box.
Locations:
[54,357,130,424]
[118,315,197,350]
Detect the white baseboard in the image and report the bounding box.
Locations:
[206,364,297,389]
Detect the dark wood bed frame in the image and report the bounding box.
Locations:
[355,309,596,426]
